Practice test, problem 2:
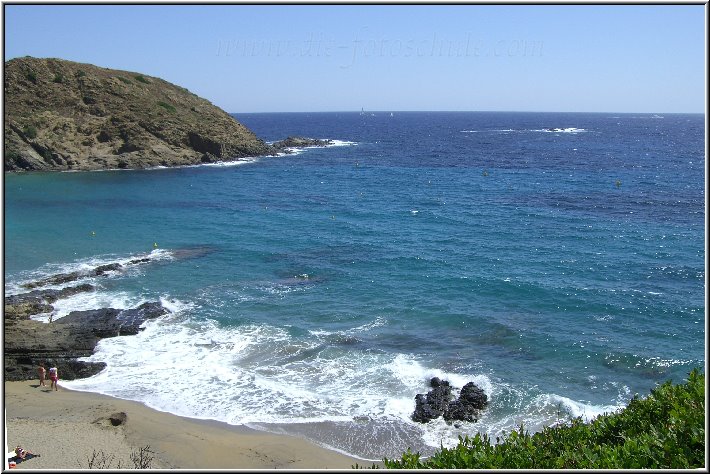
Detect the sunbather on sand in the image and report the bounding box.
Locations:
[9,446,40,465]
[14,446,33,459]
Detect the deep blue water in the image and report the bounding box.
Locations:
[4,112,705,459]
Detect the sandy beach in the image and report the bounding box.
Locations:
[3,381,372,469]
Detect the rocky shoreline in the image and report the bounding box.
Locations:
[3,256,175,381]
[5,246,490,426]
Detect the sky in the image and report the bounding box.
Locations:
[2,4,706,113]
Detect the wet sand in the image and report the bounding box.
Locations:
[3,380,372,469]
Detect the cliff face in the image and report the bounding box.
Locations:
[4,57,273,171]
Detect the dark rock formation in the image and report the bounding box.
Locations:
[272,136,333,151]
[458,381,489,409]
[4,56,272,171]
[92,263,123,276]
[21,271,82,289]
[412,379,453,423]
[53,302,168,338]
[3,301,168,381]
[412,378,489,424]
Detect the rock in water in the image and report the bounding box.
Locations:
[412,378,453,423]
[271,136,333,150]
[54,302,169,337]
[443,399,480,422]
[458,381,489,409]
[412,379,489,424]
[4,57,273,171]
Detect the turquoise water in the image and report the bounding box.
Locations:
[4,112,705,459]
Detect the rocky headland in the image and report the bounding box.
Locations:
[4,57,332,171]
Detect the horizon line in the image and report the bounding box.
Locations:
[229,110,706,115]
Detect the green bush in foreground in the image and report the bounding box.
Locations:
[362,369,704,469]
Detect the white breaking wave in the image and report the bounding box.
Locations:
[460,128,587,134]
[201,158,261,168]
[279,139,358,156]
[62,319,492,430]
[34,291,149,323]
[326,139,358,147]
[534,127,587,133]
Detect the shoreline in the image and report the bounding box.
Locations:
[4,380,374,469]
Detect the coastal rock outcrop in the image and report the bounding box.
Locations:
[412,377,489,424]
[4,56,273,171]
[4,302,169,381]
[272,136,333,151]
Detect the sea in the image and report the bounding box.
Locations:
[3,112,705,460]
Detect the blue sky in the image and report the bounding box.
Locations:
[3,4,706,113]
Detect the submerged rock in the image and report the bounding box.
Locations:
[22,271,83,289]
[20,258,156,290]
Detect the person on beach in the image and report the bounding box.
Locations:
[14,446,34,460]
[9,446,39,466]
[38,364,46,387]
[48,366,59,391]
